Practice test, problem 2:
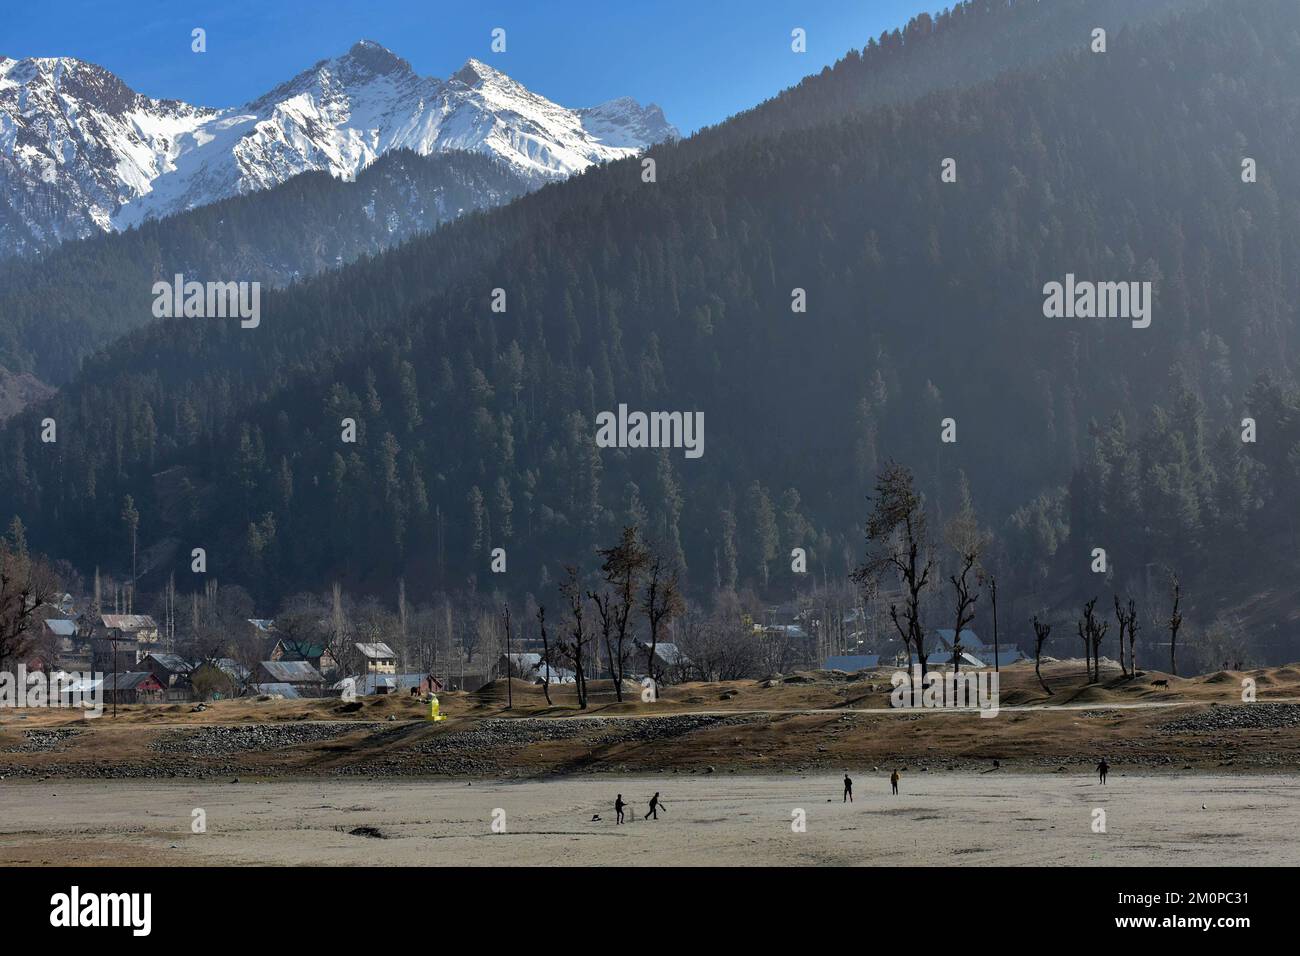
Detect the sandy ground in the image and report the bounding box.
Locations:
[2,772,1297,866]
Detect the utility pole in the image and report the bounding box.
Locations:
[111,628,118,719]
[990,575,1000,673]
[503,603,513,710]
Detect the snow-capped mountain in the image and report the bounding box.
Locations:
[0,41,677,256]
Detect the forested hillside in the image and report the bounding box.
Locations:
[2,0,1298,654]
[0,0,1189,391]
[0,149,528,387]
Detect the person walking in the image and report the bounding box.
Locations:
[615,794,627,824]
[843,774,853,803]
[1097,758,1110,784]
[645,792,665,820]
[890,769,900,795]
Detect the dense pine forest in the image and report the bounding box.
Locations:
[3,0,1300,664]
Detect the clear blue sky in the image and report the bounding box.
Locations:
[5,0,936,133]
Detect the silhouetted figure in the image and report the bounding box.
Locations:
[1097,758,1110,784]
[843,774,853,802]
[890,770,900,795]
[645,792,665,820]
[615,794,626,824]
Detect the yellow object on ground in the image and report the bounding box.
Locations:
[429,694,446,721]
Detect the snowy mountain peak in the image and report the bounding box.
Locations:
[0,42,678,256]
[343,39,413,75]
[451,57,511,88]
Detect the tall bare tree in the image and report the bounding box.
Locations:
[640,551,683,688]
[589,587,616,690]
[598,526,649,701]
[559,566,590,708]
[1078,597,1107,683]
[1077,618,1090,681]
[1127,600,1141,675]
[947,546,980,676]
[1113,595,1138,678]
[535,605,553,706]
[851,463,934,673]
[1032,615,1052,694]
[1168,574,1182,677]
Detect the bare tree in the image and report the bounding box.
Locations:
[677,606,760,681]
[1032,614,1052,694]
[589,587,616,692]
[1089,612,1109,683]
[535,605,552,706]
[1113,595,1138,678]
[559,566,590,708]
[598,526,649,701]
[0,523,59,672]
[1078,597,1108,683]
[851,463,935,673]
[640,551,684,688]
[1128,601,1140,675]
[1167,574,1182,677]
[948,546,980,676]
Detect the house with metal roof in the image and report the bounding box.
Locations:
[102,671,166,704]
[44,619,78,638]
[929,628,984,651]
[99,614,160,637]
[916,650,985,668]
[256,659,325,696]
[270,637,337,676]
[502,653,576,684]
[334,673,445,696]
[142,653,197,700]
[355,642,398,674]
[630,640,691,680]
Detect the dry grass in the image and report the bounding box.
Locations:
[2,661,1297,778]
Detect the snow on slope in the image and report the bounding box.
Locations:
[0,41,678,250]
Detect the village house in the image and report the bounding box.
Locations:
[256,659,325,697]
[501,652,576,684]
[631,640,691,681]
[91,614,163,673]
[355,642,398,675]
[926,629,1027,668]
[43,619,89,667]
[142,653,196,701]
[102,671,166,705]
[270,637,337,677]
[334,673,445,696]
